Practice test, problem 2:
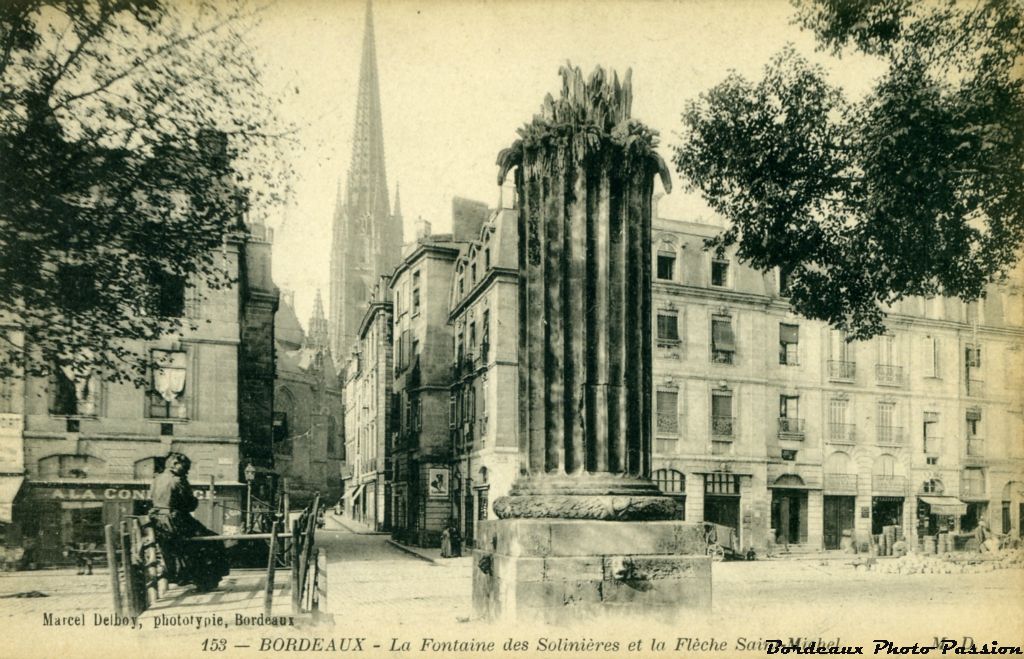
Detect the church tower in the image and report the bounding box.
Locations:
[329,0,403,364]
[307,289,329,351]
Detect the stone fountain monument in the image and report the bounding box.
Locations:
[471,65,711,624]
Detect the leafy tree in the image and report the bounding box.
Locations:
[0,0,291,385]
[673,0,1024,339]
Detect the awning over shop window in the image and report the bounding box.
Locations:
[351,483,366,504]
[919,496,968,516]
[0,476,25,524]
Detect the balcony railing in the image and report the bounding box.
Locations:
[872,474,908,494]
[967,379,984,397]
[828,360,856,381]
[827,423,856,444]
[777,417,805,437]
[711,350,735,364]
[967,438,985,457]
[875,364,904,386]
[824,473,858,494]
[876,425,904,446]
[712,415,734,437]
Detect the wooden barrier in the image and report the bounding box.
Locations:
[105,495,322,619]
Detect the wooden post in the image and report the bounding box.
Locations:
[282,478,290,524]
[104,524,122,617]
[208,475,217,532]
[299,495,320,604]
[315,549,328,615]
[142,519,158,606]
[263,522,279,617]
[290,519,301,615]
[119,521,138,616]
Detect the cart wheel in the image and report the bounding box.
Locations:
[707,544,725,562]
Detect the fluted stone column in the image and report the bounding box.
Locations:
[472,66,710,625]
[491,64,677,521]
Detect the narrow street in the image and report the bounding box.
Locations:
[318,518,472,627]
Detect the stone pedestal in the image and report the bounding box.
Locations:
[473,519,711,625]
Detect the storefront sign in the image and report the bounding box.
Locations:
[34,486,216,501]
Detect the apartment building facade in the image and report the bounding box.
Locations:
[447,198,520,548]
[389,235,466,546]
[0,226,278,566]
[341,277,393,531]
[650,216,1024,553]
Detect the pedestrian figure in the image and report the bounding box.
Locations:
[976,519,990,553]
[149,452,229,592]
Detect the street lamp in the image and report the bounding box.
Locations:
[244,462,256,532]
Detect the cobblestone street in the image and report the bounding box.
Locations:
[0,522,1021,657]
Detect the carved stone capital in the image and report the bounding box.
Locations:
[492,493,681,521]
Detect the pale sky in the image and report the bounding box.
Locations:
[250,0,883,325]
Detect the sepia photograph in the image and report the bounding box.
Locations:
[0,0,1022,657]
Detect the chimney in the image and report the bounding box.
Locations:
[415,217,432,241]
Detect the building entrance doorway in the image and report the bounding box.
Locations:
[823,496,855,549]
[704,496,740,530]
[771,489,808,545]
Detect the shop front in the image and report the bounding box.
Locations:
[871,496,905,535]
[12,481,242,567]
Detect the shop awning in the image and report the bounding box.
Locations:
[919,496,968,516]
[351,483,366,504]
[0,476,25,524]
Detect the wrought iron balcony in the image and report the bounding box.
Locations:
[828,360,856,381]
[876,425,904,446]
[871,474,907,494]
[827,423,856,444]
[777,417,805,437]
[711,415,734,437]
[875,364,904,386]
[711,349,735,365]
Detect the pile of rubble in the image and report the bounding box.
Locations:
[854,548,1024,575]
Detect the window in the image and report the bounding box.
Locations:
[394,289,401,316]
[779,323,799,365]
[149,268,185,318]
[961,468,985,498]
[923,412,940,454]
[877,401,899,444]
[412,271,421,314]
[711,259,729,287]
[711,391,733,436]
[448,393,457,429]
[876,334,902,385]
[657,251,676,280]
[705,472,739,495]
[50,366,96,416]
[922,478,944,494]
[778,266,794,297]
[458,275,464,297]
[484,248,491,269]
[966,408,982,437]
[965,344,982,368]
[878,334,895,365]
[779,395,803,434]
[273,412,289,442]
[925,336,941,377]
[38,454,105,479]
[57,263,100,313]
[653,469,686,512]
[470,262,477,285]
[657,312,679,343]
[481,310,490,356]
[656,390,679,435]
[829,330,856,380]
[468,322,477,355]
[149,350,187,419]
[781,449,797,461]
[828,397,852,443]
[711,316,736,364]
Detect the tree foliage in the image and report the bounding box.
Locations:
[673,0,1024,339]
[0,0,292,385]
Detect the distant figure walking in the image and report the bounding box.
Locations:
[149,452,229,591]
